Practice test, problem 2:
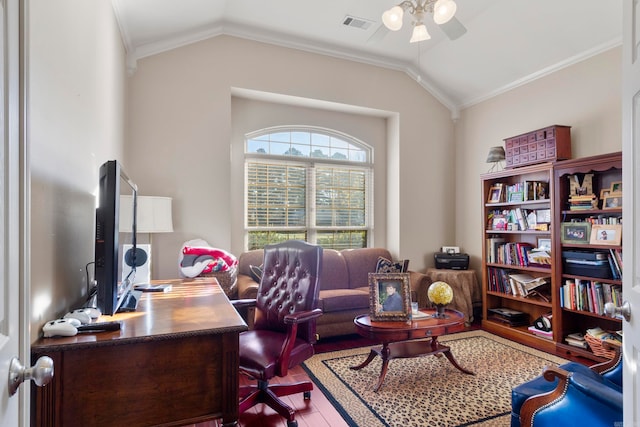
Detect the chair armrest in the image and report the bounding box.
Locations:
[590,343,622,386]
[231,298,257,310]
[520,366,622,427]
[284,308,323,325]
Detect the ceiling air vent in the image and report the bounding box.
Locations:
[342,15,374,30]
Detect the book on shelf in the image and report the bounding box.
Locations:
[528,325,553,340]
[565,337,589,348]
[508,273,550,297]
[560,280,622,314]
[486,236,506,264]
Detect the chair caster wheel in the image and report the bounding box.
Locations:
[287,420,298,427]
[303,391,311,400]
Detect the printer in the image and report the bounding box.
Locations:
[434,251,469,270]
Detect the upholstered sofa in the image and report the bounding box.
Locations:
[236,247,433,339]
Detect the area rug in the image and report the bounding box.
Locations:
[302,330,568,427]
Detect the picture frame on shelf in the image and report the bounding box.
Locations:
[537,238,551,251]
[368,273,411,321]
[590,224,622,246]
[603,193,622,210]
[508,191,524,203]
[599,189,610,200]
[610,181,622,193]
[560,222,591,244]
[487,185,503,203]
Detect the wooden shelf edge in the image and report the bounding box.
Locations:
[486,291,552,307]
[555,342,608,363]
[481,320,557,353]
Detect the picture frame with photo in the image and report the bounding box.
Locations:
[590,224,622,246]
[537,238,552,251]
[603,193,622,210]
[610,181,622,193]
[487,185,503,203]
[368,272,411,321]
[560,222,591,244]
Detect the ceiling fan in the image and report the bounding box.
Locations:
[369,0,467,44]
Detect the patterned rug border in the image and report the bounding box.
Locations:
[303,330,568,427]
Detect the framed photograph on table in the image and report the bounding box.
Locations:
[368,273,411,321]
[590,224,622,246]
[560,222,591,244]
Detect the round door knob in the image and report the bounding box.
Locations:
[8,356,54,396]
[604,301,631,322]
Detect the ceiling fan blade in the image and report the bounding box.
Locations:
[439,16,467,40]
[367,24,390,44]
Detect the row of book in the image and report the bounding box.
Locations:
[583,215,622,225]
[487,208,550,232]
[505,181,549,202]
[568,194,598,210]
[486,238,551,268]
[559,279,622,315]
[487,267,551,298]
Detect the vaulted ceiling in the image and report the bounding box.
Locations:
[112,0,622,113]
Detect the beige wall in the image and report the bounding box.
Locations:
[455,47,622,273]
[126,35,455,279]
[28,0,127,342]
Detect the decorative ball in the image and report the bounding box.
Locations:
[428,281,453,306]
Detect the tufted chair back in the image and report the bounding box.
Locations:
[254,240,323,344]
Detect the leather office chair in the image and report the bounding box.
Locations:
[512,346,622,427]
[232,240,323,427]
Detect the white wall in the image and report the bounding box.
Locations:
[28,0,127,342]
[126,35,455,279]
[455,47,622,273]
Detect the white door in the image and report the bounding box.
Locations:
[622,0,640,425]
[0,0,29,425]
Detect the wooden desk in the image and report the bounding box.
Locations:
[31,278,247,427]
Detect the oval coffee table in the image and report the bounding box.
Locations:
[351,309,474,392]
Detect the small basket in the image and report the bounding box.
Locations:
[203,265,238,297]
[584,333,617,359]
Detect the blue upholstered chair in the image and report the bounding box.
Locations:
[511,347,622,427]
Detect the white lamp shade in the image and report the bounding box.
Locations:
[119,195,174,233]
[433,0,457,25]
[410,24,430,43]
[382,5,404,31]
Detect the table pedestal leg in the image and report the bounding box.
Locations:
[431,337,474,375]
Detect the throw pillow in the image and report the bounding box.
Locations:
[376,256,409,273]
[249,264,263,282]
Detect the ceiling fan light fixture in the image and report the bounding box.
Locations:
[410,23,430,43]
[382,5,405,31]
[433,0,457,25]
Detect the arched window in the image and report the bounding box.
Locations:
[245,126,373,250]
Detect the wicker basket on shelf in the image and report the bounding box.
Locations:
[203,265,238,297]
[584,333,618,359]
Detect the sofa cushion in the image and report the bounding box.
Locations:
[341,248,392,289]
[319,249,349,291]
[319,289,369,313]
[375,256,409,273]
[249,264,263,282]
